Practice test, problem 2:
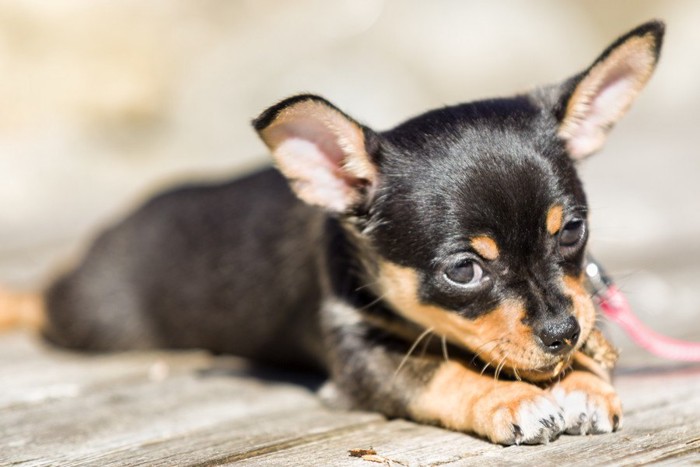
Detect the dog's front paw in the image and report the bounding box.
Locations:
[551,371,622,435]
[473,382,565,445]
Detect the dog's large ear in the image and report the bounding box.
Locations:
[557,20,664,159]
[253,95,378,213]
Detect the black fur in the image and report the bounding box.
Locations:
[45,169,327,371]
[40,20,664,444]
[370,95,587,319]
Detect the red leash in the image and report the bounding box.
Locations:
[586,257,700,362]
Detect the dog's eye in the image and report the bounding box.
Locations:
[559,219,586,249]
[444,260,484,286]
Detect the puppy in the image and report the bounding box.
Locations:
[1,21,664,445]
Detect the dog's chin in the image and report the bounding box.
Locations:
[504,346,583,382]
[511,359,571,382]
[491,327,593,383]
[471,341,577,383]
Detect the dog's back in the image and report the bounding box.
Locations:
[42,167,327,370]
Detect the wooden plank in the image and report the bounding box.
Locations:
[0,367,327,466]
[228,370,700,466]
[0,332,385,466]
[1,327,699,465]
[616,366,700,413]
[96,410,384,467]
[230,419,501,467]
[0,332,214,409]
[0,331,337,466]
[231,388,700,467]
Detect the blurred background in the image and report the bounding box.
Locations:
[0,0,698,361]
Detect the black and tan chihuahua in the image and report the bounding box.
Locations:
[1,21,664,445]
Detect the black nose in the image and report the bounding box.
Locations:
[537,316,580,355]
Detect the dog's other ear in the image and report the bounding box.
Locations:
[557,20,664,160]
[253,95,378,213]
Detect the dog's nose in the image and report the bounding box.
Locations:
[536,316,580,355]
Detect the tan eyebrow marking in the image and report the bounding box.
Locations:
[470,236,500,261]
[546,204,564,235]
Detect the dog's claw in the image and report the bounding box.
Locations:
[512,424,524,445]
[551,377,622,436]
[499,394,565,445]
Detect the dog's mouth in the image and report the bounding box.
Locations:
[484,332,590,383]
[431,316,592,382]
[500,354,575,382]
[529,357,573,377]
[503,307,596,381]
[456,338,576,383]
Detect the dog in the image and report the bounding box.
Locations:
[0,20,664,445]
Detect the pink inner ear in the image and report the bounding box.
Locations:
[276,138,357,212]
[284,117,346,167]
[569,69,640,157]
[260,101,374,212]
[281,117,368,187]
[590,64,640,124]
[560,34,657,160]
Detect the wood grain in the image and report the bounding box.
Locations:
[0,330,699,466]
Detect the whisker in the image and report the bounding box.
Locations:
[354,280,380,293]
[441,335,450,362]
[358,292,388,311]
[494,355,508,381]
[480,361,492,376]
[477,339,505,376]
[554,355,573,383]
[493,358,503,381]
[470,338,502,366]
[392,327,434,383]
[512,367,521,382]
[419,333,434,358]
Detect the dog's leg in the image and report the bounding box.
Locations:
[411,360,567,445]
[549,353,622,435]
[322,300,566,445]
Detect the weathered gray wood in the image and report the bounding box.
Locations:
[1,330,700,466]
[0,355,324,465]
[616,366,700,413]
[233,419,501,467]
[0,332,213,410]
[99,410,384,467]
[235,379,700,466]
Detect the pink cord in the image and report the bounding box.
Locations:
[597,285,700,362]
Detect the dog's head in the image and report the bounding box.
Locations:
[254,21,664,381]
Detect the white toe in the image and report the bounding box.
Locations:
[512,396,565,444]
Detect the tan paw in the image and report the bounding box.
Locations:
[550,371,622,435]
[473,382,566,445]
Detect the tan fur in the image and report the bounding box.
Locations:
[580,328,619,373]
[410,360,555,442]
[552,369,621,425]
[470,236,499,261]
[0,288,45,332]
[573,351,612,383]
[558,33,658,158]
[546,204,564,235]
[378,261,563,376]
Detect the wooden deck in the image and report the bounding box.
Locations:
[1,328,699,466]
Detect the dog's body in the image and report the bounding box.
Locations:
[2,21,664,445]
[44,168,328,371]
